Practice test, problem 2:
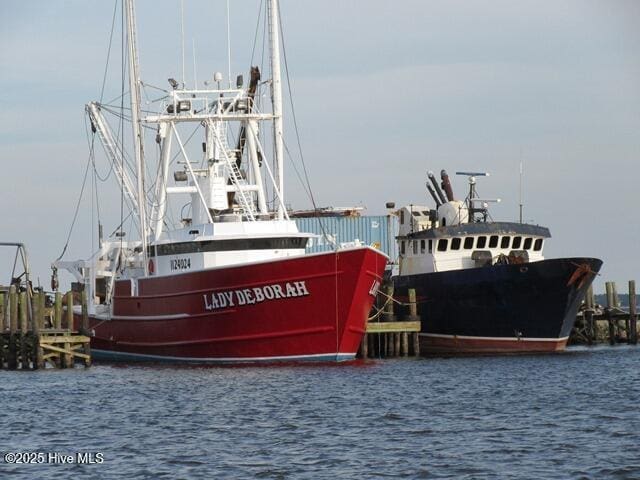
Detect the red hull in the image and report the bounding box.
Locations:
[80,247,387,363]
[420,333,569,354]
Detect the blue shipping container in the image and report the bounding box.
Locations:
[294,215,398,260]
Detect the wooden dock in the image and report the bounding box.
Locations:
[0,286,91,370]
[359,285,421,358]
[572,280,638,346]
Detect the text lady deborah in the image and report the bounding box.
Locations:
[203,281,310,311]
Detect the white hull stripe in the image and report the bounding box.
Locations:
[421,333,569,342]
[93,313,189,321]
[92,349,356,363]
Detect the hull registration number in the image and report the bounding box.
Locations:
[170,258,191,271]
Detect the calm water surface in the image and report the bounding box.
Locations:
[1,346,639,479]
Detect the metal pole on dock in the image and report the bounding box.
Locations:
[81,289,91,367]
[629,280,637,345]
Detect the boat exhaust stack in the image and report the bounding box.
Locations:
[440,170,455,202]
[426,183,442,207]
[427,171,447,205]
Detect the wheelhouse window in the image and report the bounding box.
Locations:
[400,211,405,224]
[477,236,487,248]
[489,235,499,248]
[464,237,474,249]
[412,211,421,216]
[500,236,510,248]
[420,240,426,254]
[401,241,406,255]
[413,240,418,254]
[534,238,543,251]
[428,239,433,253]
[437,239,448,252]
[512,236,522,249]
[451,238,461,250]
[523,237,533,250]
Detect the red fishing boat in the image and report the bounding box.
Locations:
[53,0,387,363]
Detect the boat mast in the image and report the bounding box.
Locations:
[125,0,148,274]
[268,0,285,220]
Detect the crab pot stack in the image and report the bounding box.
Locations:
[358,282,421,359]
[0,287,91,370]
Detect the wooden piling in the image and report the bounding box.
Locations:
[360,333,369,359]
[401,332,409,356]
[584,285,595,345]
[31,291,43,369]
[605,282,616,345]
[54,292,62,330]
[630,280,637,345]
[407,288,420,357]
[0,292,5,330]
[0,294,3,368]
[81,289,91,367]
[65,291,74,330]
[19,292,28,369]
[8,285,18,369]
[3,291,10,333]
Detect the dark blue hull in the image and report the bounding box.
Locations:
[393,257,602,353]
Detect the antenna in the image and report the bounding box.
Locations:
[226,0,232,89]
[192,38,197,89]
[180,0,186,87]
[519,160,524,224]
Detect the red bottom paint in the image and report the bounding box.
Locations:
[420,334,569,354]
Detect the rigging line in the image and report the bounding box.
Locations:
[250,0,264,65]
[86,114,115,182]
[277,5,331,245]
[54,150,93,262]
[281,138,313,199]
[100,0,119,103]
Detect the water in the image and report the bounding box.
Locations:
[1,346,639,479]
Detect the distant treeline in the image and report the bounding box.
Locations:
[593,294,639,308]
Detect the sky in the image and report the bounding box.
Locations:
[0,0,639,293]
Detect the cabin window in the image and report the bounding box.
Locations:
[437,239,448,252]
[400,211,405,224]
[489,235,499,248]
[412,211,421,216]
[401,241,406,255]
[464,237,474,249]
[428,239,433,253]
[451,238,461,250]
[534,238,543,251]
[523,237,533,250]
[477,236,487,248]
[413,240,418,255]
[501,236,510,248]
[420,240,426,254]
[422,211,430,216]
[512,236,522,249]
